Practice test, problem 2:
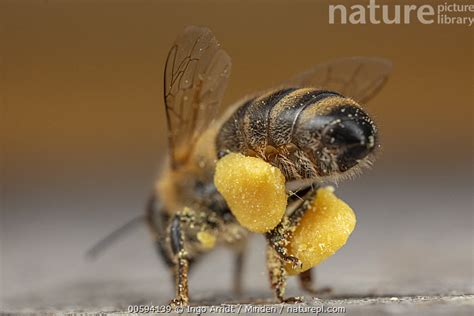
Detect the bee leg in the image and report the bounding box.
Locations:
[265,216,301,304]
[169,213,190,307]
[233,242,246,295]
[266,245,286,302]
[298,268,332,296]
[265,216,302,304]
[265,188,318,303]
[290,189,331,296]
[266,245,302,303]
[265,187,316,269]
[265,215,302,270]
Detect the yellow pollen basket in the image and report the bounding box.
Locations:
[214,153,287,233]
[286,187,356,275]
[214,153,356,275]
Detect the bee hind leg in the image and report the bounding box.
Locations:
[265,215,303,303]
[266,245,287,302]
[266,245,302,303]
[298,268,332,296]
[264,187,320,303]
[265,187,317,270]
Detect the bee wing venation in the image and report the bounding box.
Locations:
[286,57,392,103]
[164,25,231,169]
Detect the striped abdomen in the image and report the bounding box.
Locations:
[216,88,377,181]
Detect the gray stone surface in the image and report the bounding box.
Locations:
[3,283,474,315]
[2,172,473,314]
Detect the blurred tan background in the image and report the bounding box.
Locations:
[1,0,473,310]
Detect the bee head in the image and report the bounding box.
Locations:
[309,104,378,177]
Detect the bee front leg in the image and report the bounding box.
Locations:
[169,213,190,307]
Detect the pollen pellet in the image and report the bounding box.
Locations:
[214,153,287,233]
[286,187,356,275]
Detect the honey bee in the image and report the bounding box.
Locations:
[90,25,391,306]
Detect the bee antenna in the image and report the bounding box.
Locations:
[85,215,145,260]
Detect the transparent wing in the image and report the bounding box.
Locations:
[286,57,392,103]
[164,26,231,169]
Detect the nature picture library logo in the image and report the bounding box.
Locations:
[329,0,474,26]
